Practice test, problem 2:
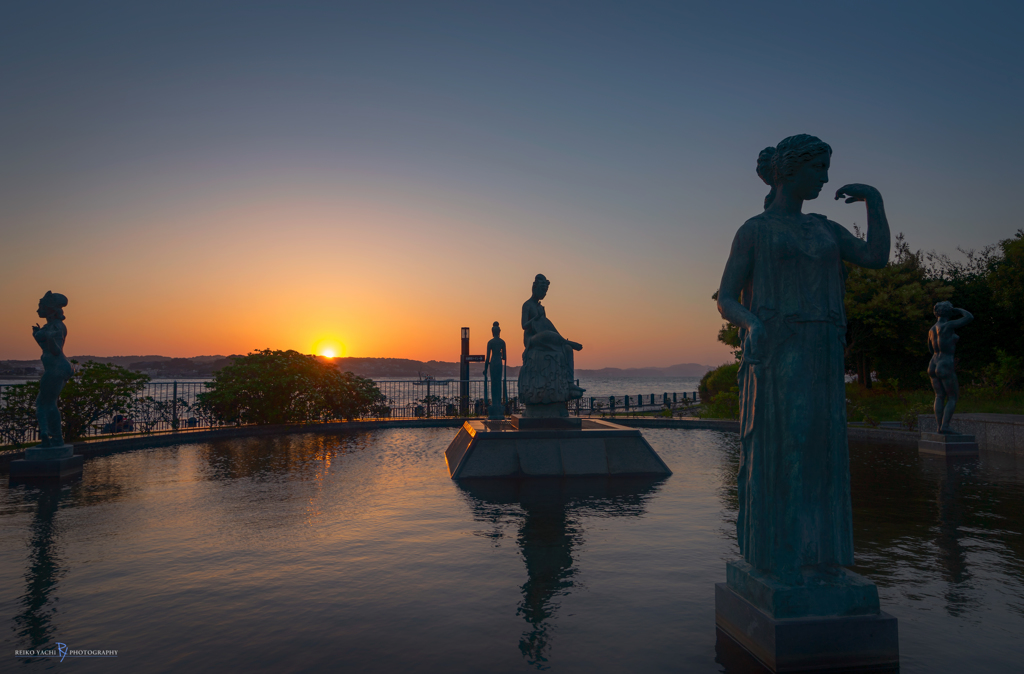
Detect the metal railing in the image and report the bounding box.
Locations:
[0,379,700,445]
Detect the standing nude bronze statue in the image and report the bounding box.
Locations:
[717,134,890,588]
[33,291,74,448]
[927,301,973,434]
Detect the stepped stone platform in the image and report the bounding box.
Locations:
[716,559,899,672]
[918,432,979,457]
[716,581,899,673]
[444,419,671,479]
[9,444,83,480]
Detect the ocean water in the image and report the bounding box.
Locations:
[2,429,1023,672]
[575,376,703,400]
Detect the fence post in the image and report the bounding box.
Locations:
[624,395,630,411]
[172,381,178,431]
[673,392,677,403]
[609,395,616,414]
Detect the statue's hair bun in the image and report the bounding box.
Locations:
[756,147,776,186]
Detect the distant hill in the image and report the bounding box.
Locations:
[0,355,234,379]
[331,357,506,378]
[575,363,714,378]
[127,357,236,378]
[1,355,715,380]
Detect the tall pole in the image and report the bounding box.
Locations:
[460,327,470,415]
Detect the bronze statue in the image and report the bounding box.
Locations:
[717,135,891,589]
[517,274,585,417]
[484,322,507,420]
[33,291,74,448]
[927,301,973,433]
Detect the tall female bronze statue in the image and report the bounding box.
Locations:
[927,301,973,434]
[717,135,890,587]
[518,274,585,416]
[33,291,74,448]
[484,321,507,420]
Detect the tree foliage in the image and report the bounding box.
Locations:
[196,349,383,425]
[711,229,1022,390]
[925,229,1024,384]
[60,362,151,440]
[843,234,953,388]
[698,362,740,403]
[0,361,149,446]
[711,290,743,360]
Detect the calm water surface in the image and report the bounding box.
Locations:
[2,429,1023,672]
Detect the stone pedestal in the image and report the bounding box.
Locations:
[444,419,671,478]
[918,432,979,457]
[510,415,582,430]
[715,560,899,672]
[716,583,899,673]
[9,445,84,480]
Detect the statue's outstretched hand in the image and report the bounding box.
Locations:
[569,341,583,351]
[835,184,880,204]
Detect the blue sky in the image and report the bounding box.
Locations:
[2,1,1021,365]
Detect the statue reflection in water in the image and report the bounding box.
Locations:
[458,477,663,667]
[12,483,66,649]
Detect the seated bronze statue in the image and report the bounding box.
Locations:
[517,274,585,416]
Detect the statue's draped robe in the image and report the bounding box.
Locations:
[518,300,576,405]
[736,213,853,582]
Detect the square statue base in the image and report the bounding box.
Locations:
[716,583,900,673]
[444,419,671,478]
[725,559,880,619]
[9,445,83,480]
[510,415,582,430]
[918,432,979,456]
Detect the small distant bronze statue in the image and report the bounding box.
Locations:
[718,134,890,589]
[927,301,973,434]
[518,274,585,417]
[484,322,507,420]
[33,291,74,448]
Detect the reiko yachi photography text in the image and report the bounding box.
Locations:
[14,644,117,662]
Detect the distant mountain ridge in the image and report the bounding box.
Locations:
[1,355,715,379]
[575,363,714,378]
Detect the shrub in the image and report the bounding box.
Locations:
[197,349,383,425]
[0,383,40,447]
[700,387,739,420]
[61,362,151,441]
[0,361,149,445]
[698,362,740,403]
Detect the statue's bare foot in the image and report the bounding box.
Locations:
[570,384,586,397]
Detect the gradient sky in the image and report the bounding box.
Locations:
[2,1,1021,367]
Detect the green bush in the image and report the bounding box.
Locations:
[0,361,149,446]
[61,362,151,440]
[698,362,739,403]
[197,349,383,425]
[700,387,739,420]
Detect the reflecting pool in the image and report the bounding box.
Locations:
[2,429,1023,672]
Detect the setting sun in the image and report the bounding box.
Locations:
[313,338,345,359]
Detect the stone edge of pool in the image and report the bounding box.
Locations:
[5,416,1020,470]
